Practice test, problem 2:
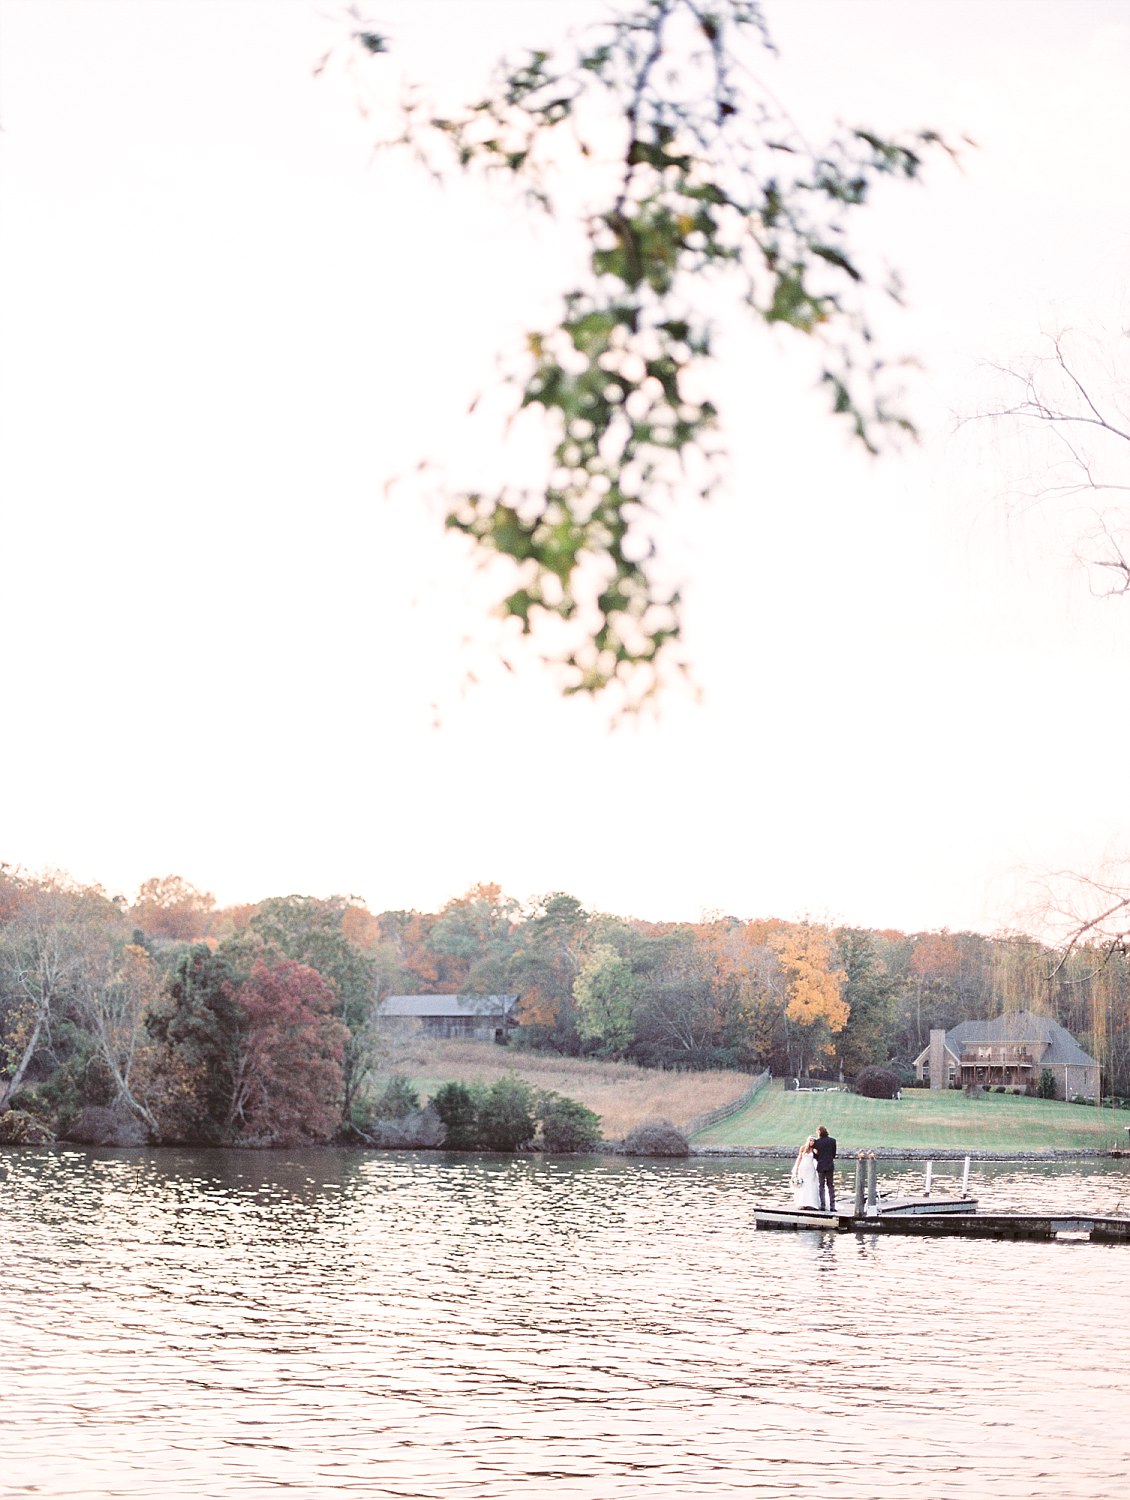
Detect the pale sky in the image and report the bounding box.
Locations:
[2,0,1128,936]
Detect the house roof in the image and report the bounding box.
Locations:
[912,1035,961,1068]
[380,993,519,1019]
[944,1010,1096,1068]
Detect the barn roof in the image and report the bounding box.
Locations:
[380,994,519,1019]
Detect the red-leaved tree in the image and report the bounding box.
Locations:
[226,959,348,1145]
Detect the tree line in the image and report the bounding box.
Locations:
[1,868,1126,1147]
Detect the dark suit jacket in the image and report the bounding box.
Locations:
[813,1135,837,1171]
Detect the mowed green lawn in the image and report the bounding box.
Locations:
[694,1080,1130,1153]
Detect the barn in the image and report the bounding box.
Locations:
[378,994,520,1042]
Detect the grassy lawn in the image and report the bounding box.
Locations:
[694,1080,1130,1153]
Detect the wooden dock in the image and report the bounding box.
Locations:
[753,1153,1130,1242]
[860,1211,1130,1242]
[753,1206,1130,1241]
[752,1197,973,1233]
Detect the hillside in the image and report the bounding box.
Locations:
[379,1044,1130,1152]
[694,1079,1130,1153]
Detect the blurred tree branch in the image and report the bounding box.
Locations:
[333,0,954,699]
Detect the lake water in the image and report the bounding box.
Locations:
[2,1148,1129,1499]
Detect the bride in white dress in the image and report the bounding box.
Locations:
[790,1136,821,1209]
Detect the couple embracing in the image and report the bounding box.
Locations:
[790,1126,837,1211]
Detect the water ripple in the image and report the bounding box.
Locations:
[1,1149,1128,1498]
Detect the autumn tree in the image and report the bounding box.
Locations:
[208,902,257,939]
[990,933,1055,1017]
[835,928,899,1077]
[376,886,525,1004]
[130,875,215,943]
[425,883,518,991]
[224,959,348,1145]
[695,917,784,1062]
[903,929,962,1054]
[229,895,378,1126]
[146,944,242,1143]
[0,865,23,925]
[1,883,82,1112]
[375,908,442,990]
[0,876,124,1115]
[632,925,722,1061]
[75,939,162,1134]
[338,0,950,697]
[507,892,589,1041]
[573,941,640,1054]
[770,921,848,1076]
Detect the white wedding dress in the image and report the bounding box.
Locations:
[791,1150,821,1209]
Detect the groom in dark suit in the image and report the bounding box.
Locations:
[812,1125,837,1210]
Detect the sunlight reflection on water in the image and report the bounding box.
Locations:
[2,1149,1128,1498]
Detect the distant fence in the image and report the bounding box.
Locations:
[684,1070,771,1137]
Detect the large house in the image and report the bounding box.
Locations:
[379,994,519,1042]
[913,1009,1099,1101]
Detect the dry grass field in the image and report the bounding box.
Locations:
[375,1034,756,1141]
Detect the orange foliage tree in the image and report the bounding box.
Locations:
[425,883,517,991]
[508,893,589,1036]
[131,876,215,943]
[771,922,849,1076]
[689,918,783,1058]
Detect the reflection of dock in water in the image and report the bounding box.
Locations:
[753,1152,1130,1243]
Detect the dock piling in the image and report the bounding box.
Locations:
[854,1154,865,1217]
[923,1161,933,1197]
[961,1156,971,1199]
[866,1153,878,1215]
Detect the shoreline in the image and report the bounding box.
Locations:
[3,1140,1124,1163]
[689,1145,1125,1161]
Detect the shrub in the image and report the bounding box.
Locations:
[538,1091,603,1154]
[626,1042,758,1072]
[622,1118,689,1156]
[478,1075,537,1152]
[0,1109,54,1145]
[432,1081,484,1150]
[371,1074,421,1120]
[853,1065,901,1100]
[63,1103,149,1146]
